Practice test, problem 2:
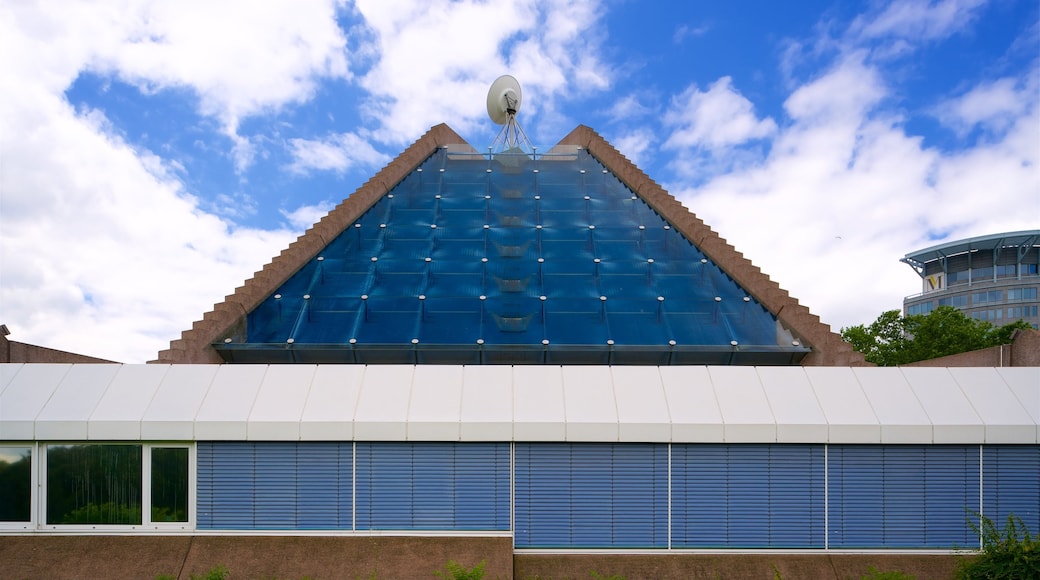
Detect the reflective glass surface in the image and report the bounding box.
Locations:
[0,446,31,522]
[46,445,142,525]
[228,148,805,364]
[151,447,188,523]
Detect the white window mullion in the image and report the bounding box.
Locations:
[979,444,984,549]
[824,443,829,551]
[142,445,153,526]
[667,443,672,550]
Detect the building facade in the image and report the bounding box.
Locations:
[2,125,1037,579]
[902,231,1040,328]
[1,363,1037,575]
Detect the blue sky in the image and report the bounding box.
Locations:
[1,0,1037,363]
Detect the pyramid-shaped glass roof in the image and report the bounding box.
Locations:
[216,145,807,365]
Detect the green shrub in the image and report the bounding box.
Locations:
[190,564,230,580]
[860,566,914,580]
[956,513,1039,579]
[435,559,486,580]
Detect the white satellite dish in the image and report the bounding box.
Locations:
[487,75,522,125]
[486,75,531,154]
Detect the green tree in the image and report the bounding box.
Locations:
[841,306,1032,366]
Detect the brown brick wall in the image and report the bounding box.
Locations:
[0,535,513,580]
[904,329,1039,367]
[0,332,116,363]
[0,535,973,580]
[514,553,967,580]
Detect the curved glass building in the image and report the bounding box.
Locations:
[902,230,1040,328]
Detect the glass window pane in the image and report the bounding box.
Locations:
[151,447,189,522]
[0,446,32,522]
[46,445,141,525]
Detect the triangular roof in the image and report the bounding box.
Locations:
[157,124,865,366]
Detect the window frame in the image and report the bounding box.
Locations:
[0,442,37,531]
[39,442,194,531]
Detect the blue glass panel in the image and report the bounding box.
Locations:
[983,445,1040,533]
[828,445,979,548]
[513,443,668,548]
[235,148,805,364]
[671,444,825,548]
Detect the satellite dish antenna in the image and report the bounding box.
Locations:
[487,75,522,124]
[487,75,532,154]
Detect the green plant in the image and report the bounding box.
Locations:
[956,513,1039,579]
[435,559,486,580]
[155,575,176,580]
[590,572,625,580]
[860,566,914,580]
[190,564,230,580]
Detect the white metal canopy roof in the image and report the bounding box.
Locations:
[0,363,1036,444]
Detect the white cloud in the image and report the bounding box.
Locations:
[0,90,295,362]
[93,1,351,130]
[0,1,314,361]
[611,129,655,169]
[287,132,390,175]
[935,73,1037,137]
[783,54,886,125]
[673,23,709,44]
[669,54,1038,334]
[663,77,777,150]
[606,94,655,122]
[851,0,987,43]
[353,0,610,145]
[3,0,353,171]
[281,202,338,232]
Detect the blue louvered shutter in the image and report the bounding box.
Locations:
[671,444,824,548]
[196,442,215,527]
[354,442,509,530]
[513,443,668,548]
[829,445,979,548]
[255,442,296,528]
[828,445,884,547]
[983,445,1040,533]
[295,442,351,529]
[197,442,256,529]
[455,442,511,529]
[923,446,979,546]
[196,442,352,530]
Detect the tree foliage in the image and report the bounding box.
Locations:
[841,306,1032,366]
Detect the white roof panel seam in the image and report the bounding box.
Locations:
[82,367,120,428]
[243,365,272,423]
[33,365,73,424]
[655,368,673,432]
[0,363,25,396]
[753,367,780,441]
[852,369,884,435]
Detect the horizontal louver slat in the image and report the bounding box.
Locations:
[671,444,824,549]
[983,445,1040,534]
[829,445,979,548]
[355,442,509,531]
[514,443,667,549]
[196,442,352,530]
